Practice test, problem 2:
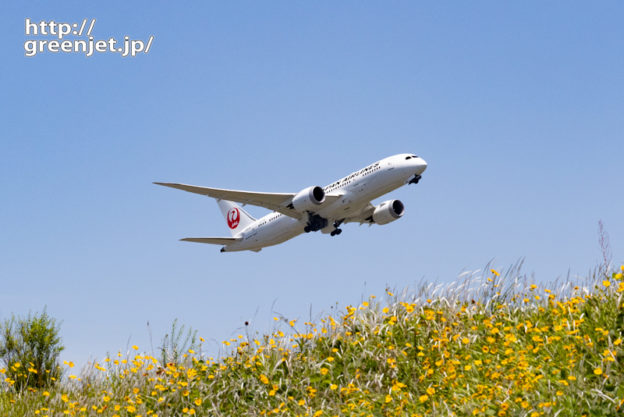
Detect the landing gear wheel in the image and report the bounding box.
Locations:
[330,228,342,237]
[409,174,422,185]
[304,226,311,233]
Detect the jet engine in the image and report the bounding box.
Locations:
[372,199,405,225]
[289,186,325,212]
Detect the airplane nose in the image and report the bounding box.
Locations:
[416,157,427,174]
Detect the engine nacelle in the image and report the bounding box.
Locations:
[290,186,325,212]
[372,199,405,225]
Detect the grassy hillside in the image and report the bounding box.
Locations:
[2,265,624,416]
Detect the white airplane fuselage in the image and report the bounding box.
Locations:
[223,154,427,252]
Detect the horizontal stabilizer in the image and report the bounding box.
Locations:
[180,237,241,245]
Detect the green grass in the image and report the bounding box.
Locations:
[2,264,624,416]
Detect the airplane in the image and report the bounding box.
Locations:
[155,153,427,252]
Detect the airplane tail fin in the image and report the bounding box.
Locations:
[217,199,256,236]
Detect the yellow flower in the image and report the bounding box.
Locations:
[426,387,435,395]
[42,391,50,397]
[491,269,500,277]
[461,337,470,344]
[594,368,603,375]
[320,367,329,375]
[329,384,337,390]
[419,394,429,403]
[603,280,611,288]
[614,338,622,346]
[385,394,392,403]
[132,345,139,351]
[260,374,269,384]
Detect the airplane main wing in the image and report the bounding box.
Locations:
[343,203,376,224]
[154,182,299,217]
[154,182,342,219]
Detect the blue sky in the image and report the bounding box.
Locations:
[1,1,622,368]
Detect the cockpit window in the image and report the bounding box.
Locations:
[405,156,412,160]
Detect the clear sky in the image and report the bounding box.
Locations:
[1,1,622,368]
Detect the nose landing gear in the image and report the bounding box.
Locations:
[408,174,421,185]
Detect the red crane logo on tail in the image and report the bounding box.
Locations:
[227,208,240,229]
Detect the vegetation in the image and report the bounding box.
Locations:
[0,309,64,391]
[1,264,623,416]
[159,319,199,367]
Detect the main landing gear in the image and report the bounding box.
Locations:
[304,213,328,233]
[408,174,422,185]
[330,220,344,237]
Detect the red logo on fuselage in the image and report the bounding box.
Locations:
[227,208,240,229]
